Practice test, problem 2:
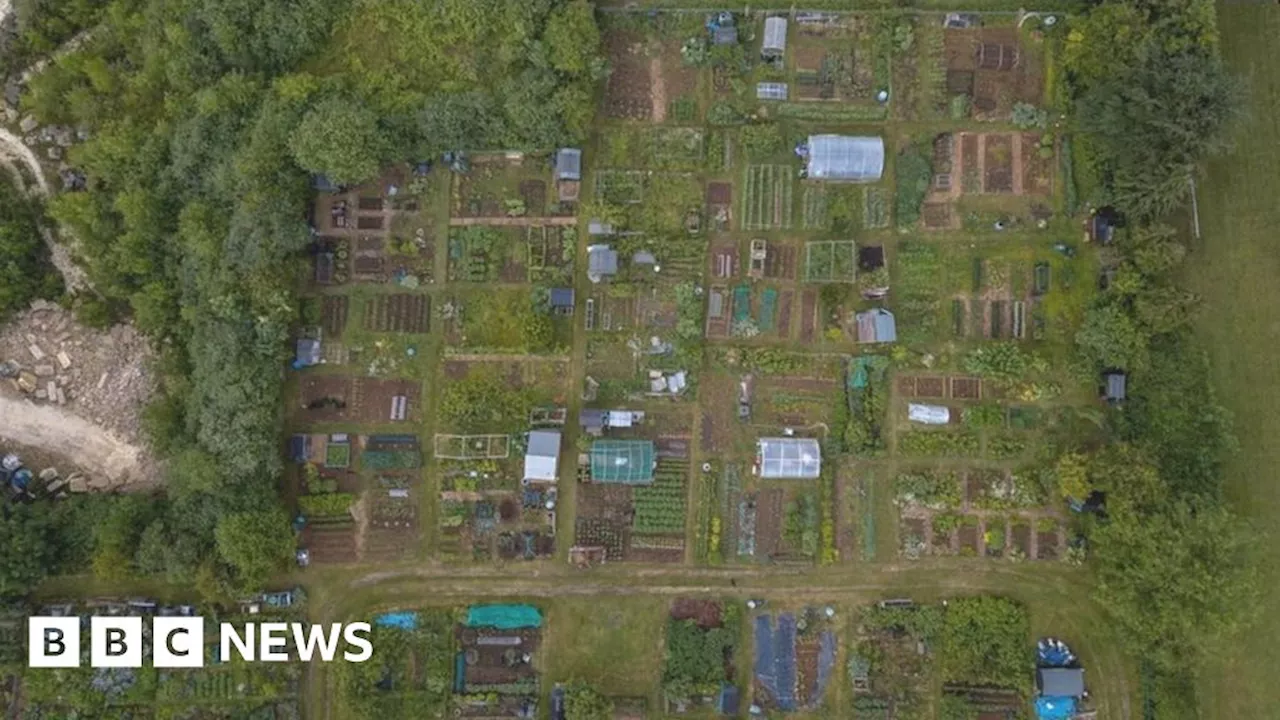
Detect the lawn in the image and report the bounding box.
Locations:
[1187,5,1280,718]
[542,596,668,696]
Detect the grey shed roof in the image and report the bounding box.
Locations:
[579,409,605,428]
[856,309,897,343]
[1037,668,1084,698]
[714,25,738,45]
[1105,372,1126,401]
[295,339,321,366]
[555,148,582,181]
[757,437,822,479]
[806,135,885,182]
[527,430,561,458]
[524,430,561,482]
[763,17,788,54]
[587,245,618,276]
[588,219,615,236]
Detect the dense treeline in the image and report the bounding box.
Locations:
[0,176,62,317]
[1065,1,1254,715]
[0,0,602,597]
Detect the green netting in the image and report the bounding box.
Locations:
[847,356,888,389]
[362,450,421,470]
[465,604,543,629]
[759,289,777,330]
[590,440,656,484]
[733,285,751,323]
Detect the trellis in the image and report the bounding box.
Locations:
[804,240,858,283]
[433,434,512,460]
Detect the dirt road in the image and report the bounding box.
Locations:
[0,394,145,483]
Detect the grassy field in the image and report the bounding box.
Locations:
[1189,4,1280,719]
[542,596,669,697]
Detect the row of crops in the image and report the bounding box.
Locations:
[633,460,689,536]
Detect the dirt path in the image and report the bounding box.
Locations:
[449,216,577,227]
[0,126,89,290]
[0,394,145,483]
[650,55,667,122]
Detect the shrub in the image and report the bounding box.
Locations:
[1011,103,1048,129]
[895,145,932,227]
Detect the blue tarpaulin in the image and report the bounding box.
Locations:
[775,614,797,710]
[465,604,543,629]
[1036,696,1076,720]
[812,630,836,705]
[753,615,778,702]
[374,612,418,629]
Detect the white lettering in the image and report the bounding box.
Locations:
[291,623,343,662]
[220,623,255,662]
[259,622,289,662]
[343,622,373,662]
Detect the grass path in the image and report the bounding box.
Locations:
[1190,5,1280,718]
[286,559,1137,720]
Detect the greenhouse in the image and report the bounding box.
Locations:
[804,135,885,182]
[756,437,822,479]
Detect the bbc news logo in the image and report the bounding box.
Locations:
[29,617,372,668]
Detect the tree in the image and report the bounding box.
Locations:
[214,509,295,591]
[543,0,601,76]
[939,596,1030,689]
[0,179,62,317]
[1091,503,1258,673]
[1128,224,1187,277]
[1053,452,1090,501]
[1133,285,1199,335]
[1077,49,1240,220]
[1076,304,1149,371]
[288,97,388,185]
[0,504,59,597]
[564,683,613,720]
[418,92,498,156]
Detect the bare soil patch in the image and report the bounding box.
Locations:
[983,134,1014,193]
[363,294,430,333]
[777,291,794,338]
[670,599,723,628]
[754,489,785,559]
[799,291,817,342]
[764,244,797,280]
[604,31,652,120]
[299,375,352,422]
[950,377,981,399]
[352,377,421,423]
[915,377,946,398]
[323,296,349,336]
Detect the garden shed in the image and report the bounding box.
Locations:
[294,339,321,368]
[554,148,582,181]
[708,12,737,45]
[555,148,582,202]
[762,17,788,58]
[1089,206,1120,245]
[756,437,822,479]
[1103,371,1126,403]
[1036,667,1085,698]
[805,135,885,182]
[589,440,656,484]
[550,287,575,312]
[587,245,619,283]
[855,308,897,343]
[523,430,561,483]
